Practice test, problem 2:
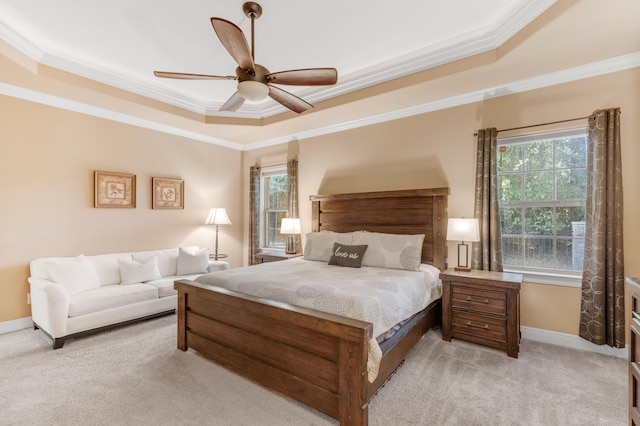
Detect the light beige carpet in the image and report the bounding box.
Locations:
[0,315,626,425]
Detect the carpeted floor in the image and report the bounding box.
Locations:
[0,315,627,425]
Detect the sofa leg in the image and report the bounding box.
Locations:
[33,323,39,330]
[53,338,65,349]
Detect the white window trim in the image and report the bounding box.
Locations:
[503,268,582,287]
[499,127,588,288]
[259,167,288,251]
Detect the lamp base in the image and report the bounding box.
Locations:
[285,234,296,254]
[454,266,472,272]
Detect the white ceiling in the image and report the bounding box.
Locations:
[0,0,557,119]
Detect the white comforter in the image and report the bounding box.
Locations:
[195,257,442,382]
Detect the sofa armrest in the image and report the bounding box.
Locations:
[28,278,70,338]
[207,261,229,273]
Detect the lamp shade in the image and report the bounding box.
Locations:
[237,81,269,101]
[280,218,301,235]
[204,208,232,226]
[447,218,480,242]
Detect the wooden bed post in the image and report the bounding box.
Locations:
[338,338,368,426]
[176,289,187,351]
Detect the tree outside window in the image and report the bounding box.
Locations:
[262,171,288,249]
[498,129,587,273]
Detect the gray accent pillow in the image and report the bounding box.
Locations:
[328,243,368,268]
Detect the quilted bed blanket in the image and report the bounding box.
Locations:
[194,257,442,381]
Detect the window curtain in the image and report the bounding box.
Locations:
[248,165,261,265]
[287,159,301,253]
[471,128,503,272]
[579,108,625,348]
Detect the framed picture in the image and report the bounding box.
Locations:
[94,171,136,208]
[152,177,184,209]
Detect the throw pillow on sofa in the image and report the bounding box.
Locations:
[46,255,101,295]
[176,247,209,275]
[118,256,162,284]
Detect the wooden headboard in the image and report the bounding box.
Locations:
[309,188,449,270]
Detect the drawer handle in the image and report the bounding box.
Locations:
[465,321,489,330]
[465,296,490,304]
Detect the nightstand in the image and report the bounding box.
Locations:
[256,252,302,263]
[440,269,523,358]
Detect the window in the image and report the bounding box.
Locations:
[497,129,587,276]
[261,169,288,249]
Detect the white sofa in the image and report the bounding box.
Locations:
[28,247,229,349]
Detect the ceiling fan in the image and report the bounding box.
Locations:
[154,2,338,114]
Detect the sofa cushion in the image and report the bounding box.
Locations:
[88,253,132,286]
[68,284,158,317]
[132,248,183,277]
[145,274,201,298]
[177,247,209,275]
[119,256,162,284]
[46,255,101,295]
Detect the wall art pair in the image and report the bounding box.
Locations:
[94,170,183,209]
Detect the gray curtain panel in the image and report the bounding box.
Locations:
[471,128,503,272]
[248,165,261,265]
[287,159,301,253]
[579,108,625,348]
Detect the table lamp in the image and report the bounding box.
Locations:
[205,208,232,260]
[280,218,301,254]
[446,218,480,272]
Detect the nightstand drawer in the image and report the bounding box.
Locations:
[452,311,506,342]
[451,286,506,316]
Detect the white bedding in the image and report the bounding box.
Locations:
[194,257,442,382]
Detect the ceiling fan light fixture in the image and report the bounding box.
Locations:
[237,80,269,101]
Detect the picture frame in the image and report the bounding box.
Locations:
[94,170,136,208]
[152,177,184,209]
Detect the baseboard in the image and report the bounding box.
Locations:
[0,316,33,335]
[521,325,628,359]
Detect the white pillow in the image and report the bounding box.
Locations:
[132,249,179,277]
[352,231,425,271]
[176,247,209,275]
[118,256,162,284]
[303,231,355,262]
[46,255,101,295]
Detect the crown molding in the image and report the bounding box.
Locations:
[0,81,243,150]
[0,1,556,120]
[2,52,637,152]
[242,52,640,151]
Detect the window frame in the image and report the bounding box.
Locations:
[259,167,288,251]
[497,128,588,287]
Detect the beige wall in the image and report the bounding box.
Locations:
[244,67,640,337]
[0,96,243,322]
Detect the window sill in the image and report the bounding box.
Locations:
[502,268,582,288]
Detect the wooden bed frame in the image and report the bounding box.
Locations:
[174,188,449,425]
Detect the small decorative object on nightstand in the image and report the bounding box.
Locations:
[256,252,303,263]
[440,269,523,358]
[205,207,232,260]
[446,218,480,272]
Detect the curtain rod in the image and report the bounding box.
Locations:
[497,115,592,133]
[473,115,592,136]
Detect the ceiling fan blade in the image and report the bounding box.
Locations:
[211,18,255,74]
[220,92,245,112]
[267,68,338,86]
[154,71,236,80]
[268,85,313,114]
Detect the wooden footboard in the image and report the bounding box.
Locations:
[176,279,373,425]
[175,279,440,425]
